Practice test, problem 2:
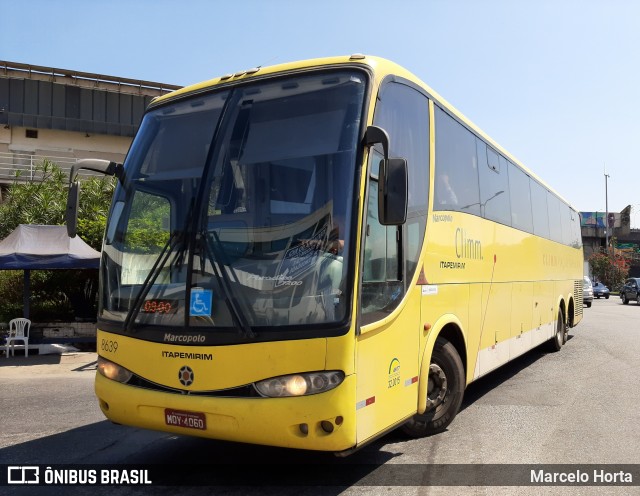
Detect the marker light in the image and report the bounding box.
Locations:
[97,356,133,384]
[255,371,345,398]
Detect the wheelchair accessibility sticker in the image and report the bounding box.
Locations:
[190,288,212,317]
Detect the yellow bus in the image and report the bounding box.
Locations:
[67,54,584,454]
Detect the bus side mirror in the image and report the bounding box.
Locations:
[66,180,80,238]
[378,157,408,225]
[65,158,123,238]
[364,126,408,226]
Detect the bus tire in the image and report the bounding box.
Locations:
[402,338,464,437]
[546,310,565,352]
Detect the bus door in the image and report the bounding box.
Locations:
[355,155,420,444]
[354,80,430,444]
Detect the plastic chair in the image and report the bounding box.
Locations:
[5,318,31,358]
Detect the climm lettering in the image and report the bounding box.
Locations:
[455,228,482,260]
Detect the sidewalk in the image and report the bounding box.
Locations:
[0,351,98,377]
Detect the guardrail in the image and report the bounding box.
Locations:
[0,152,102,183]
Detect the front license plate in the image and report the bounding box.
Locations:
[165,408,207,430]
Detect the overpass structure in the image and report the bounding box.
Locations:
[0,60,181,187]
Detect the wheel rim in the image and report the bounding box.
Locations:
[426,363,448,410]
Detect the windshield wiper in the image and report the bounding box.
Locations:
[123,229,185,332]
[202,231,256,339]
[123,199,195,332]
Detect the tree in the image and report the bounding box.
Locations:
[0,159,67,238]
[588,251,629,292]
[0,159,115,322]
[0,159,115,249]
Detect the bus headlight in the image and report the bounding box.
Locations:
[97,356,133,383]
[255,371,345,397]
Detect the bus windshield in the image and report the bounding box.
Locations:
[100,70,367,337]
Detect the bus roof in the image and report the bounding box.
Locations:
[151,54,576,211]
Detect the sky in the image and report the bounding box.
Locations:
[3,0,640,225]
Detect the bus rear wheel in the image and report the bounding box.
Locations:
[546,310,565,352]
[402,337,464,437]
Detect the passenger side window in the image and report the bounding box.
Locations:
[477,140,511,225]
[560,204,572,245]
[362,150,402,321]
[530,180,550,239]
[362,81,429,324]
[570,209,582,248]
[434,107,480,215]
[508,162,533,233]
[547,193,563,243]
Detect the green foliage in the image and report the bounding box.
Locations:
[125,219,171,254]
[76,172,116,249]
[0,271,24,322]
[0,269,78,322]
[124,190,170,254]
[0,159,115,249]
[0,160,67,235]
[588,251,629,291]
[0,159,115,321]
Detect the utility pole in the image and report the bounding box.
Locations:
[605,169,610,254]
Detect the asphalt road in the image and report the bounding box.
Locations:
[1,296,639,495]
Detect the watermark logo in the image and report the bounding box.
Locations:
[8,466,39,484]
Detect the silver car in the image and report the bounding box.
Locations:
[583,276,593,308]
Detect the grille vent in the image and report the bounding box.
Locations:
[574,279,584,316]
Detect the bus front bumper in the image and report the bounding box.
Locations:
[95,373,357,452]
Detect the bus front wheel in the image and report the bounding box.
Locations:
[402,338,465,437]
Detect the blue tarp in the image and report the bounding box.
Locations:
[0,224,100,269]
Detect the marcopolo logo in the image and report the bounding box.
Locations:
[163,333,206,344]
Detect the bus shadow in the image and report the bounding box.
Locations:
[460,337,570,411]
[1,420,397,495]
[0,353,62,367]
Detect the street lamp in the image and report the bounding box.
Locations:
[633,204,640,229]
[605,171,610,254]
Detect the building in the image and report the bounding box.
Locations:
[0,60,181,193]
[581,205,640,277]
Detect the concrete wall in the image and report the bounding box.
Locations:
[1,125,130,162]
